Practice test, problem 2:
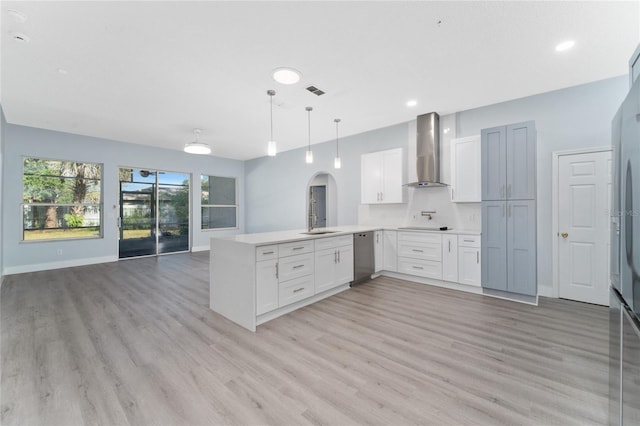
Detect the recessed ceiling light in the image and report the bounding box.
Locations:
[555,40,575,52]
[7,9,27,23]
[272,67,301,85]
[10,32,30,43]
[407,100,418,107]
[57,68,68,75]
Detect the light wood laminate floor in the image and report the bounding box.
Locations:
[1,252,609,425]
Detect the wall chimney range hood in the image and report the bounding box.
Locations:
[405,112,446,187]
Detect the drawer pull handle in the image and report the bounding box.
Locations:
[413,266,424,270]
[412,249,424,253]
[293,246,305,251]
[275,262,279,279]
[463,239,473,242]
[293,287,305,293]
[293,264,305,269]
[477,251,479,264]
[262,251,274,255]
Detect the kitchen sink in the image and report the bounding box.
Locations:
[300,230,339,235]
[398,226,453,231]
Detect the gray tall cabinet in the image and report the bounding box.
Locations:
[481,121,537,296]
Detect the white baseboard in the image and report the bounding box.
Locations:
[4,255,118,275]
[380,271,538,305]
[191,245,210,252]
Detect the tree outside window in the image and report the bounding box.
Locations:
[22,157,103,241]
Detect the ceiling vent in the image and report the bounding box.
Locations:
[306,85,325,96]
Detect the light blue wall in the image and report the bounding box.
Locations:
[0,106,5,284]
[2,124,245,274]
[245,122,408,232]
[456,75,628,293]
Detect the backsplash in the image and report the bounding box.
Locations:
[358,186,481,232]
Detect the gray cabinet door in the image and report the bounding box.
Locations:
[481,126,507,200]
[506,200,537,296]
[506,121,536,200]
[481,201,507,291]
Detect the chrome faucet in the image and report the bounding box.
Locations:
[421,210,436,220]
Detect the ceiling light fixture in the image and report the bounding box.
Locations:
[555,40,575,52]
[305,106,313,164]
[407,100,418,107]
[184,129,211,155]
[267,90,277,156]
[273,67,301,85]
[334,118,342,169]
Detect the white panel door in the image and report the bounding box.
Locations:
[558,151,611,305]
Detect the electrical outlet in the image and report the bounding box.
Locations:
[56,249,63,256]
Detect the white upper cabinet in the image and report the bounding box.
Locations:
[361,148,404,204]
[450,135,481,203]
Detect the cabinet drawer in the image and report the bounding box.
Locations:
[279,275,314,307]
[314,234,353,251]
[398,257,442,280]
[278,240,314,257]
[398,231,442,245]
[256,244,278,261]
[398,241,441,261]
[458,234,481,247]
[278,253,314,282]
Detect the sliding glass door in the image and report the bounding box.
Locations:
[118,168,189,258]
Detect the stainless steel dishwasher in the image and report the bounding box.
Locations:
[352,232,374,285]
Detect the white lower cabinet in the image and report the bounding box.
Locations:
[374,230,384,273]
[314,235,354,294]
[256,259,278,315]
[442,234,459,283]
[278,275,314,307]
[397,232,442,280]
[458,234,481,287]
[383,230,397,272]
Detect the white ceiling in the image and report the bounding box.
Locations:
[1,1,639,160]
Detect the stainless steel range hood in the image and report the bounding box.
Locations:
[405,112,446,187]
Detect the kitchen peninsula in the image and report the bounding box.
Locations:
[210,226,376,331]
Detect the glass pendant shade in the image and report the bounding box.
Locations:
[333,118,341,169]
[267,140,277,156]
[334,156,341,169]
[305,150,314,164]
[305,106,313,164]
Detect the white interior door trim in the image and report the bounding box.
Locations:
[551,146,612,298]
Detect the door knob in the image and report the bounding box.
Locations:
[561,232,568,238]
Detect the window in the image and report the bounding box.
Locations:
[22,157,102,241]
[201,175,237,229]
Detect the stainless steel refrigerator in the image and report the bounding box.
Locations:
[609,43,640,426]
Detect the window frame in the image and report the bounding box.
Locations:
[21,156,104,242]
[200,174,239,231]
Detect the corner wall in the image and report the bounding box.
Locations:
[0,106,5,284]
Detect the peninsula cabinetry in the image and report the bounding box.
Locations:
[315,235,354,293]
[481,121,537,297]
[361,148,404,204]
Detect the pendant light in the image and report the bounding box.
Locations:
[266,90,277,156]
[305,106,313,164]
[184,129,211,155]
[334,118,342,169]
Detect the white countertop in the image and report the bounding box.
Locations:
[212,225,480,246]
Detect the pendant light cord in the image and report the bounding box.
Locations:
[335,119,340,156]
[270,93,274,141]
